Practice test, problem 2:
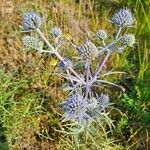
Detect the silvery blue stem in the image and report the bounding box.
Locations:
[85,61,91,98]
[92,51,111,84]
[65,36,77,48]
[90,27,122,85]
[37,49,53,53]
[115,27,122,40]
[66,69,74,86]
[36,28,86,84]
[36,28,55,52]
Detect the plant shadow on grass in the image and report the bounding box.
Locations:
[0,123,9,150]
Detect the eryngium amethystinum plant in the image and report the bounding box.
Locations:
[21,7,135,139]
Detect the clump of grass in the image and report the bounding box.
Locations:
[0,69,63,149]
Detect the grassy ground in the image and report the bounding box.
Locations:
[0,0,150,149]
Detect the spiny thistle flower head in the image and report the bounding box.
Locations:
[87,94,110,119]
[59,59,72,70]
[97,93,110,107]
[23,12,42,31]
[60,94,89,124]
[121,34,136,47]
[77,40,99,60]
[96,29,108,40]
[23,35,43,50]
[110,8,134,27]
[50,26,62,38]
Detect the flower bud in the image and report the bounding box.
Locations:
[23,35,43,50]
[59,59,71,70]
[50,26,62,38]
[121,34,135,47]
[96,29,108,40]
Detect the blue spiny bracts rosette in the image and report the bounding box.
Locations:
[121,34,136,47]
[59,93,90,124]
[77,40,99,60]
[96,29,108,41]
[50,26,62,38]
[23,35,43,50]
[23,12,42,31]
[110,8,134,27]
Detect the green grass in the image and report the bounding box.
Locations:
[0,69,61,149]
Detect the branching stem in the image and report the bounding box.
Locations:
[89,27,122,86]
[36,28,86,84]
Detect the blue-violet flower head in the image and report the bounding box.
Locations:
[110,8,134,27]
[77,40,99,60]
[60,94,89,124]
[23,12,42,31]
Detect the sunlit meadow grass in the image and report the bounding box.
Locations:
[0,0,149,149]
